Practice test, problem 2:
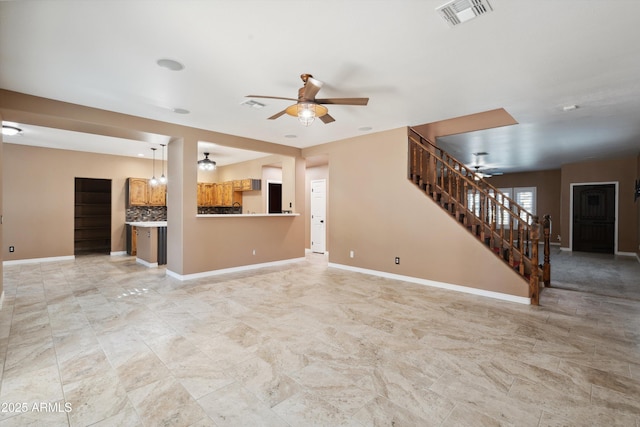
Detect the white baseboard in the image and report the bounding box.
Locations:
[328,263,531,305]
[167,257,306,281]
[616,251,636,257]
[559,247,571,252]
[3,255,75,266]
[136,258,158,268]
[110,251,128,256]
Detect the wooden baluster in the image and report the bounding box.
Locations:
[491,200,497,250]
[508,213,514,267]
[463,180,469,227]
[530,216,540,305]
[543,214,551,287]
[518,223,525,275]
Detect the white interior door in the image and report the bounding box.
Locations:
[310,179,326,254]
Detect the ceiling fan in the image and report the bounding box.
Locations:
[246,74,369,126]
[471,165,503,179]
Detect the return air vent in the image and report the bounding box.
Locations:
[436,0,493,27]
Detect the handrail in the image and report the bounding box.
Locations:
[407,127,546,305]
[409,129,534,226]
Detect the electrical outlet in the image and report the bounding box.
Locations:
[557,234,561,241]
[349,250,354,258]
[9,246,14,253]
[395,257,400,265]
[252,249,256,255]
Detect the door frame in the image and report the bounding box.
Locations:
[266,179,282,214]
[569,181,619,254]
[310,178,327,254]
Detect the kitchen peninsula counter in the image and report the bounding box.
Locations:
[125,221,167,267]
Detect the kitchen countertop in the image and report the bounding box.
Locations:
[196,213,299,218]
[126,221,168,227]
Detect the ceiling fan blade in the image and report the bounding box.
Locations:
[246,95,298,102]
[267,109,287,120]
[319,114,335,124]
[315,97,369,106]
[302,77,323,100]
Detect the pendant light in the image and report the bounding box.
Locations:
[150,147,158,186]
[159,144,167,184]
[198,152,216,171]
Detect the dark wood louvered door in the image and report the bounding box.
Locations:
[572,184,615,253]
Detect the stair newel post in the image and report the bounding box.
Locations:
[543,214,551,287]
[529,215,540,305]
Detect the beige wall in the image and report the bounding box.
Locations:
[303,127,529,298]
[486,169,562,243]
[2,144,158,260]
[561,155,639,253]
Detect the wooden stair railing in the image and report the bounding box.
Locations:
[408,128,551,305]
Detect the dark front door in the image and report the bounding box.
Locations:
[572,184,615,253]
[268,182,282,214]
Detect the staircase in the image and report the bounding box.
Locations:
[408,128,551,305]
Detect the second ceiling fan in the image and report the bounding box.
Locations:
[246,74,369,126]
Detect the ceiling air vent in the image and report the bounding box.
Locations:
[436,0,493,27]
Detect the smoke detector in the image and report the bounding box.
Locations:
[437,0,493,27]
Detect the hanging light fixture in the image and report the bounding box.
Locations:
[285,102,328,126]
[198,152,216,171]
[149,147,158,186]
[159,144,167,184]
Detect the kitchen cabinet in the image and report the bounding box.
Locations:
[197,183,219,206]
[127,178,166,207]
[148,183,166,206]
[126,224,137,256]
[128,178,148,206]
[222,181,234,206]
[240,178,261,191]
[198,181,243,207]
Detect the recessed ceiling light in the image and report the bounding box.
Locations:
[562,104,579,111]
[172,108,190,114]
[138,153,145,157]
[473,152,489,156]
[156,58,184,71]
[358,126,373,132]
[284,134,297,139]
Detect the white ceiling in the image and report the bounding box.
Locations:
[1,0,640,172]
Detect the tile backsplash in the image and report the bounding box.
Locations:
[126,206,167,222]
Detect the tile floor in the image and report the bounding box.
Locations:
[0,252,639,426]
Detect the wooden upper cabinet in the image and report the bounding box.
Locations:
[241,178,261,191]
[128,178,166,207]
[128,178,149,206]
[222,181,234,206]
[148,183,166,206]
